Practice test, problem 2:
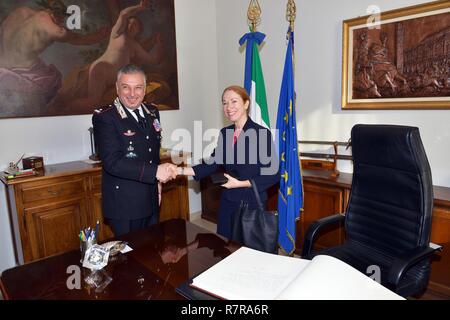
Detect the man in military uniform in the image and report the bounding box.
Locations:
[92,64,176,236]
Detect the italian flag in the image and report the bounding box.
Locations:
[240,31,270,129]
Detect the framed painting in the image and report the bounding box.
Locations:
[342,1,450,109]
[0,0,179,118]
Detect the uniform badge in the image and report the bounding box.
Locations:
[127,145,135,152]
[114,98,128,119]
[123,130,136,136]
[153,119,162,132]
[126,152,138,158]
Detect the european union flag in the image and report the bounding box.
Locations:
[276,28,303,255]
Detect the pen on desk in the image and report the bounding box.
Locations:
[95,220,99,236]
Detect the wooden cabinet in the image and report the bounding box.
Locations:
[24,198,87,260]
[6,174,91,263]
[298,181,346,252]
[160,176,189,222]
[199,169,450,299]
[88,173,115,241]
[427,187,450,299]
[1,156,190,264]
[200,177,223,223]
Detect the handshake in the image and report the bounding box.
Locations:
[156,163,186,183]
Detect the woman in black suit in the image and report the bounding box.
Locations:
[178,85,280,239]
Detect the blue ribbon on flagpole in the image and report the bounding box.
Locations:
[239,31,266,94]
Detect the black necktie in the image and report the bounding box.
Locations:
[133,109,146,129]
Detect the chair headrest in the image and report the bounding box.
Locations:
[351,124,428,173]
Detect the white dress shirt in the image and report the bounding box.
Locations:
[124,105,145,123]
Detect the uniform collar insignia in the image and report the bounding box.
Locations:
[142,104,151,115]
[142,103,157,117]
[114,97,128,119]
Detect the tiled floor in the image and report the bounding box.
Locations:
[190,215,217,233]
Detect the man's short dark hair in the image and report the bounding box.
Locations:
[117,64,146,83]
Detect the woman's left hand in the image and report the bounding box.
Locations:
[222,173,247,189]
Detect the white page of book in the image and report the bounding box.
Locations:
[277,255,404,300]
[191,247,310,300]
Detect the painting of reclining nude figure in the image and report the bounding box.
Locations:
[342,1,450,109]
[0,0,179,118]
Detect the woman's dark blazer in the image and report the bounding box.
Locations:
[193,118,280,205]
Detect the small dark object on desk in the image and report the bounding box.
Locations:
[22,156,44,170]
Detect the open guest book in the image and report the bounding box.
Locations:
[190,247,404,300]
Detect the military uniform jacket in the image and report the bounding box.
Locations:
[92,98,162,220]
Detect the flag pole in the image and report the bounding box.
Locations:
[286,0,304,218]
[247,0,261,32]
[286,0,296,31]
[276,0,305,256]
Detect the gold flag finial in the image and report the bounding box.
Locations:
[286,0,296,30]
[247,0,261,32]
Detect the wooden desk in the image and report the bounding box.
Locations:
[0,219,231,300]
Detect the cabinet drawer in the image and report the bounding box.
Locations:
[21,179,84,204]
[91,174,102,190]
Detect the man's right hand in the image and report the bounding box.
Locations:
[156,163,177,183]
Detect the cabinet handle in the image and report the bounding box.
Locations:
[22,214,27,231]
[48,187,64,196]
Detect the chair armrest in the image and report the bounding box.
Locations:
[387,243,443,291]
[301,213,346,258]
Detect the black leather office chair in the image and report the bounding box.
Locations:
[301,124,443,297]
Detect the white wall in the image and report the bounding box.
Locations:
[0,0,220,273]
[164,0,220,213]
[216,0,449,188]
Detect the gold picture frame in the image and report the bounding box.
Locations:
[342,0,450,109]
